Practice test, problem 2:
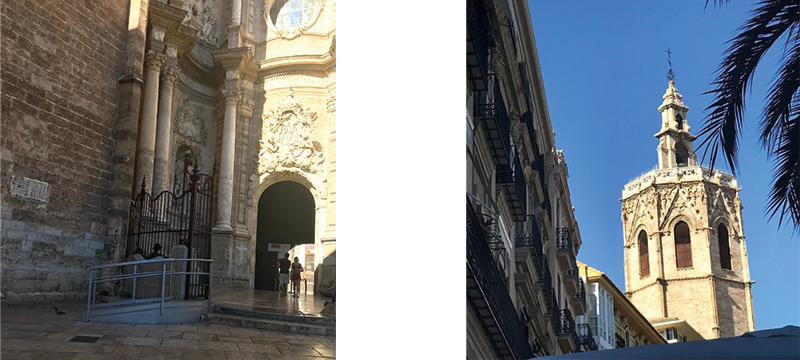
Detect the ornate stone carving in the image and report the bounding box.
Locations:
[197,6,218,44]
[145,51,166,72]
[258,89,325,175]
[240,97,255,117]
[160,66,180,85]
[326,94,336,113]
[222,89,241,106]
[182,0,202,27]
[173,97,208,146]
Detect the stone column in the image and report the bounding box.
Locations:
[134,50,165,193]
[232,0,242,25]
[215,89,240,232]
[152,66,179,196]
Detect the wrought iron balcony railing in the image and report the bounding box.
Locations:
[538,256,553,292]
[467,0,493,92]
[467,197,535,360]
[497,149,527,222]
[530,148,552,219]
[559,308,579,350]
[474,79,513,174]
[515,215,544,279]
[577,323,598,351]
[574,276,586,300]
[556,228,573,253]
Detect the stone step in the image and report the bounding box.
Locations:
[207,313,336,337]
[211,305,336,327]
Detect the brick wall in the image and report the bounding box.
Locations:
[1,0,128,304]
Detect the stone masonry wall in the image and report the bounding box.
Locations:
[665,278,715,339]
[716,280,749,338]
[629,282,662,320]
[1,0,128,304]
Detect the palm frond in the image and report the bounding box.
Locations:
[765,113,800,228]
[697,0,797,175]
[760,26,800,153]
[704,0,731,10]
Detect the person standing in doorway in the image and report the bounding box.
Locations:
[277,253,291,296]
[290,256,304,298]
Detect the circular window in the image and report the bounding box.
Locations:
[268,0,322,39]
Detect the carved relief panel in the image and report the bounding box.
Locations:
[257,89,325,176]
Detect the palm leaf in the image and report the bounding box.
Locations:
[765,113,800,227]
[761,25,800,228]
[697,0,797,175]
[760,27,799,153]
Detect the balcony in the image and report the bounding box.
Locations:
[563,267,579,295]
[474,79,513,176]
[557,308,578,353]
[530,147,553,221]
[556,228,576,271]
[467,198,535,360]
[497,151,527,222]
[535,255,553,294]
[572,277,587,315]
[467,0,492,92]
[515,215,544,279]
[576,323,598,352]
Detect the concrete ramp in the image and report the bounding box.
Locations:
[79,299,210,324]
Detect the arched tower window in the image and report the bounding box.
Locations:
[676,113,684,130]
[718,224,731,270]
[676,143,689,167]
[638,230,649,277]
[674,221,692,268]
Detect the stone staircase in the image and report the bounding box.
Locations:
[207,304,336,337]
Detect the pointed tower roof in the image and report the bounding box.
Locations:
[659,80,689,112]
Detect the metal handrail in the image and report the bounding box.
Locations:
[85,258,214,321]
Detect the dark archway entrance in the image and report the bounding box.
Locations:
[255,181,315,291]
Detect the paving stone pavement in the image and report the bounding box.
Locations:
[0,303,335,359]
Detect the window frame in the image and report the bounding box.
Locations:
[718,224,732,270]
[674,221,693,268]
[638,230,650,277]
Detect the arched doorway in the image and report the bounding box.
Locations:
[255,181,315,291]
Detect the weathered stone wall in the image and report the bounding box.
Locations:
[716,280,749,338]
[629,282,662,320]
[665,278,715,339]
[0,0,128,304]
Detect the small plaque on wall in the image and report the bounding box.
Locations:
[9,176,49,203]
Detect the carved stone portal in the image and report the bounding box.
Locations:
[258,89,325,175]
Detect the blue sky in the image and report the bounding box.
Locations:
[528,1,799,331]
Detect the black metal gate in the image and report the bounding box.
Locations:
[127,154,214,298]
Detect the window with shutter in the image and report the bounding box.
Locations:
[638,230,649,277]
[718,224,731,270]
[675,221,692,268]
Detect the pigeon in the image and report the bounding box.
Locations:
[54,307,66,315]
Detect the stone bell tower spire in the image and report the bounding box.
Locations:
[655,79,697,169]
[621,77,757,340]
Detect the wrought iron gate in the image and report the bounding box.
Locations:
[126,154,214,299]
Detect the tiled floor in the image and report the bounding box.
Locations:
[212,289,330,318]
[0,300,335,359]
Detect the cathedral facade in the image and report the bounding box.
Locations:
[1,0,335,303]
[620,80,755,339]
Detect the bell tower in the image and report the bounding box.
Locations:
[655,79,698,169]
[621,79,756,340]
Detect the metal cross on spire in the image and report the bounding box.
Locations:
[666,47,675,82]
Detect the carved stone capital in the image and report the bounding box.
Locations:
[145,51,166,72]
[160,66,180,85]
[222,89,241,106]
